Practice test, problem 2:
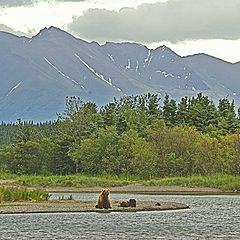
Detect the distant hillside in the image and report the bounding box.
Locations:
[0,26,239,122]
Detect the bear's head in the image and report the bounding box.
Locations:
[101,189,110,197]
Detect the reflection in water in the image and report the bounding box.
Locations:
[0,194,240,239]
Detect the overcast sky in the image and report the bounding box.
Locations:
[0,0,239,62]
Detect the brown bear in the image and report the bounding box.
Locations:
[95,189,111,209]
[118,199,136,208]
[118,201,129,207]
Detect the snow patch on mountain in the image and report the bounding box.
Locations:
[75,54,113,86]
[108,54,115,62]
[126,59,131,69]
[136,60,139,72]
[6,82,22,96]
[144,50,153,66]
[145,50,151,63]
[156,70,174,78]
[44,57,79,86]
[117,88,122,92]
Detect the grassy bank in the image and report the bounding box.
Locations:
[0,187,49,202]
[144,174,240,191]
[0,173,239,191]
[0,173,135,188]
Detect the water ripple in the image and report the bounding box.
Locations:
[0,194,240,239]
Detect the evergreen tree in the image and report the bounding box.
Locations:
[100,103,117,126]
[188,93,218,132]
[116,114,128,134]
[162,94,177,126]
[61,96,83,119]
[42,136,76,175]
[218,98,239,134]
[176,96,189,125]
[0,141,42,174]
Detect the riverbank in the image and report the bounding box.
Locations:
[46,184,224,195]
[1,173,239,193]
[0,200,189,214]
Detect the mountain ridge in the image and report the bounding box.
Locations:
[0,26,240,122]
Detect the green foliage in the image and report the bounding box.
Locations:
[0,123,17,145]
[144,174,240,191]
[40,136,76,175]
[70,127,156,178]
[0,141,43,174]
[0,93,240,180]
[1,173,239,191]
[0,187,49,202]
[162,94,177,126]
[188,93,219,132]
[57,101,102,145]
[70,126,119,175]
[221,132,240,175]
[62,96,83,118]
[149,125,202,176]
[176,96,189,125]
[218,98,240,134]
[11,174,132,188]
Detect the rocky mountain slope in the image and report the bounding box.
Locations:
[0,26,239,122]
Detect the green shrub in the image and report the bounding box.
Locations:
[0,187,49,202]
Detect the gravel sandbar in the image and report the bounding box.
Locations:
[0,200,189,214]
[46,184,221,194]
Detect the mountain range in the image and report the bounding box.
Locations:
[0,26,240,122]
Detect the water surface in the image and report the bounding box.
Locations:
[1,194,239,239]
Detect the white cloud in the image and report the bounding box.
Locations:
[0,24,26,36]
[0,0,239,62]
[68,0,240,43]
[0,0,37,7]
[147,39,240,63]
[0,0,87,7]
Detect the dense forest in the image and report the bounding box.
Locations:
[0,93,240,178]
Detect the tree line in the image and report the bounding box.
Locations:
[0,93,240,178]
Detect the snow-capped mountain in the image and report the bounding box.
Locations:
[0,26,239,122]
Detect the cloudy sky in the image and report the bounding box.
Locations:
[0,0,239,62]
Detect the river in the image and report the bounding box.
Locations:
[0,193,239,239]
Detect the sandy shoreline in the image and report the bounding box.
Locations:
[0,200,189,214]
[1,184,237,214]
[1,182,238,195]
[45,184,224,194]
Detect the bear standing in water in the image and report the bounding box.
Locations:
[96,189,112,209]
